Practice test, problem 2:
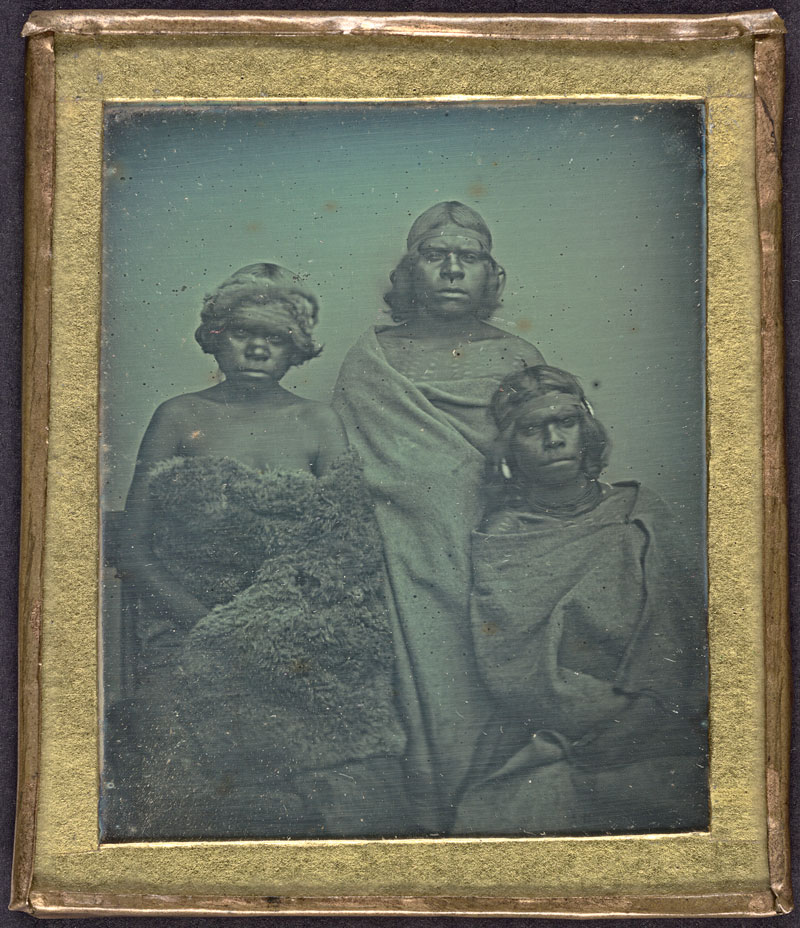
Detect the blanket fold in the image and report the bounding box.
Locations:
[455,483,708,835]
[332,328,525,829]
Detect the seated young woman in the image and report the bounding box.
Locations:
[454,364,709,836]
[107,264,406,840]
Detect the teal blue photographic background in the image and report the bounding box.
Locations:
[101,101,706,537]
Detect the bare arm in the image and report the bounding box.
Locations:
[124,399,210,629]
[313,405,350,476]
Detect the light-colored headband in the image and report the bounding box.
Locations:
[513,392,583,413]
[494,390,589,433]
[407,223,492,254]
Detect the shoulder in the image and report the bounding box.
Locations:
[479,326,544,365]
[134,393,206,467]
[619,481,667,512]
[507,334,546,367]
[607,481,673,524]
[302,402,349,463]
[633,484,677,527]
[613,484,699,575]
[294,400,346,433]
[303,400,343,424]
[348,326,383,347]
[146,392,206,428]
[338,327,379,365]
[156,388,222,415]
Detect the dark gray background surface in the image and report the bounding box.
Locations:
[0,1,797,926]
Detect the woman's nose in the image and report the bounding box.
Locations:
[544,424,565,446]
[440,253,465,277]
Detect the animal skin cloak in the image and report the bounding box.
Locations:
[332,327,534,832]
[104,453,406,840]
[455,483,709,835]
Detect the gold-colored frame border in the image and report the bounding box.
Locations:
[12,10,788,918]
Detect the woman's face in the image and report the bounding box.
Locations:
[213,303,297,383]
[411,234,491,319]
[509,400,585,488]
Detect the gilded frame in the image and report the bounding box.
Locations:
[11,10,789,917]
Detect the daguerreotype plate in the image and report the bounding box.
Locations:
[12,9,789,917]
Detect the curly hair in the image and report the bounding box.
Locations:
[489,365,610,482]
[195,263,323,365]
[383,201,505,324]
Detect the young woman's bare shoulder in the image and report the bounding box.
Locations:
[296,399,345,429]
[154,390,216,420]
[294,401,349,463]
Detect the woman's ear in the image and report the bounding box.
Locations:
[491,263,507,301]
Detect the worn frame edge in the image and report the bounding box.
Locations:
[9,31,55,917]
[20,8,786,41]
[11,11,790,920]
[17,889,782,919]
[754,30,793,917]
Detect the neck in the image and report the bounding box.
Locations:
[217,376,292,402]
[521,476,599,513]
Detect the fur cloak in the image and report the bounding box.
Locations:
[108,453,405,839]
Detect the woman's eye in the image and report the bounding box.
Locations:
[267,336,287,345]
[561,417,577,427]
[461,253,478,264]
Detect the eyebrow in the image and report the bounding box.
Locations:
[519,410,579,426]
[225,323,289,336]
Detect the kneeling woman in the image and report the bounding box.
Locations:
[456,366,708,836]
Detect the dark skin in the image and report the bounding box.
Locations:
[377,234,543,379]
[508,402,590,509]
[124,307,348,626]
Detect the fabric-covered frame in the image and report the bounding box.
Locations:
[12,9,788,917]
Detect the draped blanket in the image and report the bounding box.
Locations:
[107,453,405,838]
[332,328,518,829]
[455,484,709,835]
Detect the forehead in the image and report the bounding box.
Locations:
[417,233,487,253]
[515,401,582,428]
[225,302,292,333]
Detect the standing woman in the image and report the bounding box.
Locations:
[333,202,544,832]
